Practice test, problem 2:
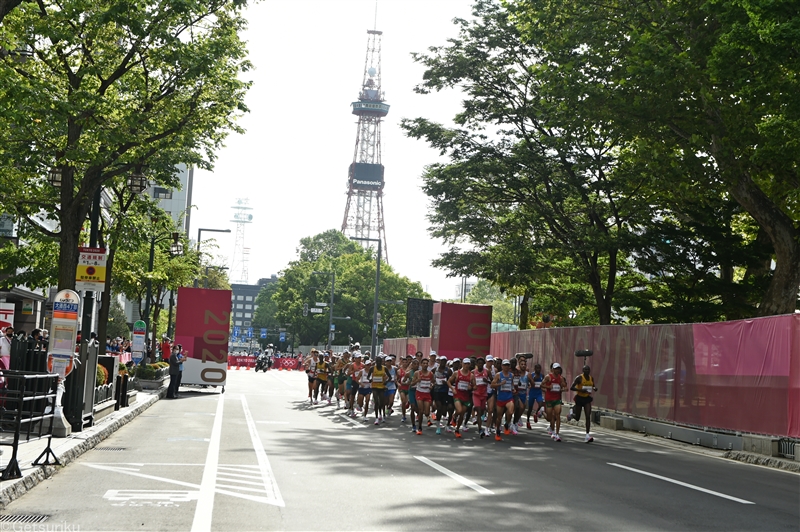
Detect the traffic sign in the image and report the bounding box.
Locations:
[233,325,241,337]
[246,327,253,338]
[315,302,328,307]
[309,307,323,314]
[260,328,267,339]
[330,324,335,331]
[279,332,286,342]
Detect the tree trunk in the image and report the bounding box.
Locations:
[0,0,25,26]
[728,169,800,315]
[151,286,164,360]
[518,291,530,329]
[584,252,614,325]
[96,248,116,356]
[57,215,82,290]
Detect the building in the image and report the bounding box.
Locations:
[230,276,277,327]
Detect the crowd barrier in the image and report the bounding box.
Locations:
[384,314,800,439]
[226,356,303,371]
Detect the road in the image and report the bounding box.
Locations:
[2,369,798,531]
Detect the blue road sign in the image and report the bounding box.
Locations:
[233,326,241,337]
[260,328,267,339]
[279,332,286,342]
[246,327,253,338]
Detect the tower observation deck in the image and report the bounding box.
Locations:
[341,29,389,261]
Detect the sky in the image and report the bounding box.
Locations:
[189,0,475,301]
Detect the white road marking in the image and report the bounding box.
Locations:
[414,456,494,495]
[267,372,294,386]
[338,414,366,428]
[256,421,290,424]
[104,489,199,503]
[607,463,755,504]
[191,396,226,532]
[241,395,285,507]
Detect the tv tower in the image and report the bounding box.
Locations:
[230,198,252,283]
[341,28,389,261]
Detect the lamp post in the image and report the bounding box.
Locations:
[195,228,231,288]
[165,237,186,338]
[312,271,336,350]
[349,237,381,358]
[144,231,182,359]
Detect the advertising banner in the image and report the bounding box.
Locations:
[174,287,231,388]
[0,302,14,329]
[76,246,107,292]
[430,302,492,360]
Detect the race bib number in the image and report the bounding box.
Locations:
[551,384,561,392]
[501,382,513,391]
[373,375,383,383]
[583,386,593,392]
[458,381,469,391]
[476,377,485,385]
[534,382,541,388]
[436,377,445,385]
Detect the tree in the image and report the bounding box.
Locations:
[0,0,251,290]
[509,0,800,315]
[0,0,24,27]
[106,296,131,340]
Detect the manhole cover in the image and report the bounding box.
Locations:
[95,447,126,451]
[0,515,49,524]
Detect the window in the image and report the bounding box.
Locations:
[237,295,244,301]
[236,304,243,309]
[244,313,251,319]
[245,296,253,301]
[152,186,172,200]
[245,304,252,310]
[235,312,243,318]
[235,320,242,326]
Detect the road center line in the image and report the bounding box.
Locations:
[607,463,755,505]
[414,456,494,495]
[241,395,285,507]
[191,395,225,532]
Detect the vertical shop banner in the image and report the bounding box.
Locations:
[175,287,231,387]
[430,302,493,360]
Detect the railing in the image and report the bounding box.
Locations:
[778,439,795,459]
[94,383,114,405]
[0,370,60,480]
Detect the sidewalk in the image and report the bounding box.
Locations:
[0,389,164,510]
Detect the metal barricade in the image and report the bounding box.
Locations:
[0,370,61,480]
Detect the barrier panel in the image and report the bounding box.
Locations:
[384,314,800,438]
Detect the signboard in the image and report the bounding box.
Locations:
[315,302,328,307]
[21,299,33,315]
[430,302,493,360]
[303,304,308,316]
[0,302,14,329]
[48,289,80,378]
[309,307,323,314]
[233,325,241,337]
[279,332,286,342]
[76,247,107,292]
[260,328,267,339]
[246,327,253,338]
[0,213,14,238]
[330,324,335,331]
[174,287,231,388]
[349,162,384,190]
[132,320,146,363]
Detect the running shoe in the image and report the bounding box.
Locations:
[503,428,510,436]
[555,434,562,442]
[313,400,318,405]
[495,434,503,442]
[511,425,518,435]
[431,413,437,421]
[480,429,486,439]
[427,420,433,427]
[436,427,442,435]
[567,410,574,422]
[374,419,380,425]
[401,416,407,423]
[455,430,462,438]
[445,426,453,433]
[356,405,362,413]
[527,421,532,430]
[533,413,538,424]
[380,416,385,424]
[411,425,417,433]
[585,433,594,443]
[416,429,422,436]
[547,427,553,436]
[328,399,332,405]
[462,425,469,433]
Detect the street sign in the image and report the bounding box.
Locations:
[309,307,323,314]
[303,303,308,317]
[233,325,241,337]
[132,320,146,362]
[330,324,335,331]
[48,289,80,378]
[76,246,107,292]
[246,327,253,338]
[315,302,328,307]
[279,332,286,342]
[260,328,267,339]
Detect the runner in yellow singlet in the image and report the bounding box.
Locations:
[568,365,598,442]
[368,355,388,425]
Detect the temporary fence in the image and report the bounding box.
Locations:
[226,356,304,371]
[384,313,800,439]
[0,370,61,480]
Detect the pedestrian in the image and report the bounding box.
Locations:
[0,326,13,371]
[167,344,185,399]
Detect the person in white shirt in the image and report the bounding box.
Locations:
[0,326,14,370]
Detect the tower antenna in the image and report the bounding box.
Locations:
[341,28,389,262]
[230,198,253,283]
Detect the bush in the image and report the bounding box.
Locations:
[96,364,109,387]
[118,363,128,375]
[156,361,169,369]
[136,364,157,380]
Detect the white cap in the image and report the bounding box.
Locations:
[452,358,461,363]
[502,359,511,365]
[438,355,447,360]
[552,362,561,369]
[429,350,436,356]
[485,355,494,361]
[353,353,363,358]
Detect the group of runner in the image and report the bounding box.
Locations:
[303,348,597,443]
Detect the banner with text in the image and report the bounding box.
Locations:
[174,287,231,388]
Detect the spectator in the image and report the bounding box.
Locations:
[0,326,13,370]
[167,344,185,399]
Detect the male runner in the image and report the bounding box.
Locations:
[449,357,474,438]
[568,365,598,442]
[356,358,373,417]
[542,362,568,441]
[413,357,434,432]
[485,355,497,434]
[368,356,388,424]
[526,363,544,428]
[472,357,490,438]
[404,358,420,433]
[397,356,410,422]
[314,353,329,404]
[433,356,452,434]
[385,355,398,416]
[512,356,529,435]
[306,350,318,403]
[491,359,515,441]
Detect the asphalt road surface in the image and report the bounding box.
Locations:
[2,369,798,531]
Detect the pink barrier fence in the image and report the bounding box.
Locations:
[382,337,432,358]
[385,314,800,438]
[227,356,302,371]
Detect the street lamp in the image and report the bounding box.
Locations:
[47,167,62,188]
[144,231,182,358]
[195,228,231,287]
[312,270,336,349]
[349,237,381,358]
[127,173,149,194]
[205,265,228,289]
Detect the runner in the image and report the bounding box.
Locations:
[568,365,598,442]
[485,355,497,434]
[345,353,361,415]
[356,358,373,418]
[335,352,350,408]
[397,356,410,422]
[449,357,474,438]
[542,362,568,441]
[404,358,420,434]
[413,357,434,432]
[384,355,398,417]
[368,355,388,424]
[491,359,515,441]
[432,356,452,435]
[472,357,490,438]
[314,354,330,405]
[305,350,318,403]
[526,363,544,428]
[511,356,529,435]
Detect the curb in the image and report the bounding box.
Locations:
[722,450,800,473]
[0,389,165,510]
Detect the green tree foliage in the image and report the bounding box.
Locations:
[0,0,251,290]
[509,0,800,316]
[257,230,430,349]
[106,296,131,340]
[464,280,514,324]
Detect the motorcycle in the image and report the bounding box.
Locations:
[255,354,269,372]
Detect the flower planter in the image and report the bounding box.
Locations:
[137,375,169,391]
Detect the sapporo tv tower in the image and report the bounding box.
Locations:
[341,28,390,261]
